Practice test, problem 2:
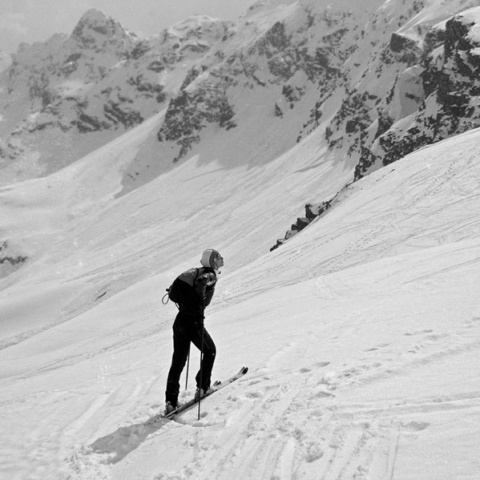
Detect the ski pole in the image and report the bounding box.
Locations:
[185,344,190,390]
[197,319,205,421]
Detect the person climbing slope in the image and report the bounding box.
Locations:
[164,249,224,415]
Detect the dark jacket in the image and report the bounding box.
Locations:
[169,267,217,319]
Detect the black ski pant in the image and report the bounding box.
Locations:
[165,314,216,406]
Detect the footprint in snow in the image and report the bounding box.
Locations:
[364,342,390,352]
[310,388,336,399]
[404,329,433,336]
[299,361,330,373]
[425,333,449,341]
[402,421,430,432]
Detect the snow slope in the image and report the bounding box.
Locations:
[1,99,480,479]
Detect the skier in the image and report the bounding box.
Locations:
[164,249,224,415]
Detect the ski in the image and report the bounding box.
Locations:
[164,366,248,419]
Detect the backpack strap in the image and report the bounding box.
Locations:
[162,289,170,305]
[178,267,201,286]
[193,267,200,286]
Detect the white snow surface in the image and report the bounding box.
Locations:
[1,116,480,479]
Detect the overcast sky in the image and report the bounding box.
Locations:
[0,0,256,54]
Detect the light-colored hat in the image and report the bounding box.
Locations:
[200,249,224,270]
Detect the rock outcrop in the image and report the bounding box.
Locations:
[355,8,480,179]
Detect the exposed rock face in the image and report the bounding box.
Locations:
[270,198,335,251]
[355,8,480,179]
[0,241,28,279]
[157,75,236,162]
[155,4,383,163]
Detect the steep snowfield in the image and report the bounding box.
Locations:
[1,105,480,479]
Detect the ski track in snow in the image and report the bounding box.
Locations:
[3,239,480,480]
[9,235,477,480]
[66,307,480,480]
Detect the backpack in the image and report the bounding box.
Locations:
[162,268,201,305]
[164,277,182,303]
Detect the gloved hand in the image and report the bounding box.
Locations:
[196,272,216,303]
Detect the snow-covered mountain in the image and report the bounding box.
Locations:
[3,0,480,231]
[0,9,234,184]
[0,1,479,479]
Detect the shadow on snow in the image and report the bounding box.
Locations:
[89,413,170,464]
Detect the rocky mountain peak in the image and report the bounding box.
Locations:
[70,8,137,53]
